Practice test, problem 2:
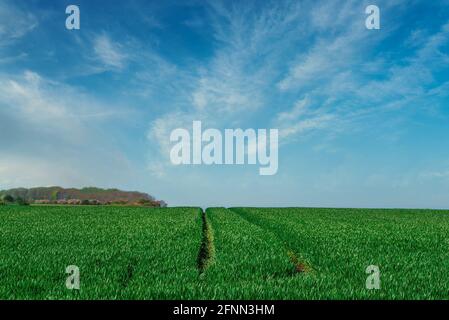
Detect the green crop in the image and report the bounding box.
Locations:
[231,207,449,299]
[199,208,295,299]
[0,206,203,299]
[1,206,448,299]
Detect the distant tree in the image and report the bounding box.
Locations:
[15,197,29,206]
[2,195,14,203]
[159,200,168,208]
[81,199,90,205]
[51,190,60,202]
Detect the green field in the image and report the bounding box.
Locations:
[1,206,448,299]
[0,206,203,299]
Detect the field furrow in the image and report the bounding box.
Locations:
[200,208,298,299]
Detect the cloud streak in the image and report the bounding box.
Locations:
[93,34,128,70]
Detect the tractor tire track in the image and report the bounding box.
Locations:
[229,207,314,275]
[197,208,215,275]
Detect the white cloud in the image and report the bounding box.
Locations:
[0,0,37,65]
[0,70,140,190]
[143,1,364,176]
[273,3,449,143]
[277,14,372,91]
[276,96,310,123]
[0,70,126,139]
[421,170,449,180]
[148,111,195,157]
[279,114,335,139]
[142,0,449,184]
[0,71,78,136]
[357,20,449,106]
[0,156,84,189]
[273,95,335,140]
[146,0,308,170]
[188,0,306,116]
[0,1,38,44]
[93,34,128,70]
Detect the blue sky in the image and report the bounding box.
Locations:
[1,0,449,208]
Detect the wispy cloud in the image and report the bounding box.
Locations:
[0,70,139,190]
[0,0,38,44]
[144,0,449,185]
[276,96,310,123]
[146,0,307,163]
[93,34,128,70]
[274,3,449,142]
[0,70,124,129]
[0,0,37,67]
[142,1,392,173]
[421,170,449,180]
[145,0,308,174]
